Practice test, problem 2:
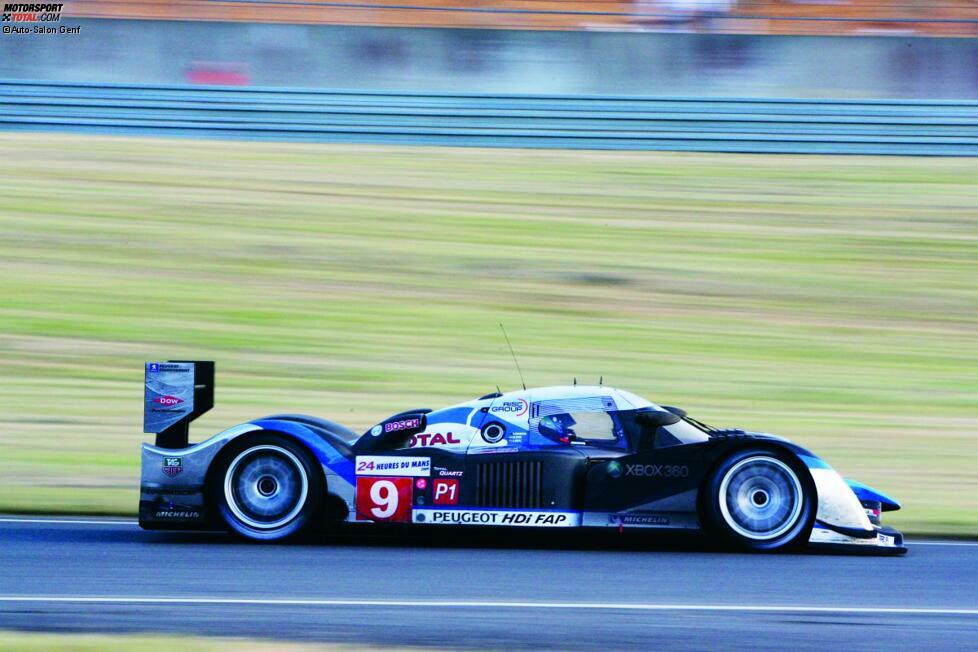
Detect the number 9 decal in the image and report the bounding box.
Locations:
[369,480,398,518]
[356,476,412,522]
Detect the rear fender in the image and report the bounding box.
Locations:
[139,422,261,528]
[230,419,356,513]
[141,423,261,492]
[249,419,355,483]
[142,420,356,522]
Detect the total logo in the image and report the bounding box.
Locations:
[624,464,689,479]
[490,398,528,417]
[153,395,184,406]
[409,432,461,448]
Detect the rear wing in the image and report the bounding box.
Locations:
[144,361,214,449]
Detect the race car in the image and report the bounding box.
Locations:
[140,361,906,553]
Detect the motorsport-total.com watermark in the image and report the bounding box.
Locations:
[2,3,81,35]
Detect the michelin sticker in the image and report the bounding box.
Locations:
[356,456,430,477]
[413,509,580,527]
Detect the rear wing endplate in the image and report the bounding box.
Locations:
[144,360,214,449]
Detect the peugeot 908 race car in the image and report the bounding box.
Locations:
[140,361,905,553]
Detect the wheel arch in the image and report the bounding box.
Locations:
[699,439,820,497]
[204,426,349,523]
[696,439,819,542]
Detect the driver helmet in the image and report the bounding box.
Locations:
[538,413,577,441]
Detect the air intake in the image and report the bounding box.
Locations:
[476,460,543,509]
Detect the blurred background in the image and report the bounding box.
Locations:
[0,1,976,536]
[3,1,978,96]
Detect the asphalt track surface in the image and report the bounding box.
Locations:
[1,516,976,650]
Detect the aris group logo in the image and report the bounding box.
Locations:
[489,398,528,417]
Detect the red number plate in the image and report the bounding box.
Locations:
[356,476,413,522]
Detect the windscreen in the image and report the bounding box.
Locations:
[654,419,711,447]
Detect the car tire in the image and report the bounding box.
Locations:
[703,448,815,551]
[213,433,323,542]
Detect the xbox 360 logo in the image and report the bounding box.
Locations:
[606,461,622,478]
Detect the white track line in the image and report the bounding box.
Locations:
[0,596,975,616]
[0,518,138,526]
[0,517,975,547]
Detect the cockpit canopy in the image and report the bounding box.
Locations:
[533,406,709,450]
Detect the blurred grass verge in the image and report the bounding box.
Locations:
[0,133,975,535]
[0,630,409,651]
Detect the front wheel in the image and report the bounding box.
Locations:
[703,449,814,551]
[214,434,323,541]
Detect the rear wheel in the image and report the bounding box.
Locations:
[214,434,323,541]
[704,449,814,551]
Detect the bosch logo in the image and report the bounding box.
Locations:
[624,464,689,479]
[153,395,184,406]
[490,399,528,416]
[385,417,421,433]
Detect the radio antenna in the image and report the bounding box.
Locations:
[499,323,526,391]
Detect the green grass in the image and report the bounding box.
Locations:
[0,134,976,535]
[0,630,405,651]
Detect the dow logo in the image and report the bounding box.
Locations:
[153,395,184,406]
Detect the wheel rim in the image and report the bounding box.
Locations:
[224,445,309,530]
[718,455,804,541]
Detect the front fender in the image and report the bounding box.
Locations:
[792,450,875,537]
[775,442,905,552]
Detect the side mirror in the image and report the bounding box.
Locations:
[635,410,680,450]
[636,410,681,428]
[662,405,687,418]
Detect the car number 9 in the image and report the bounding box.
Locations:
[369,480,398,518]
[355,476,412,522]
